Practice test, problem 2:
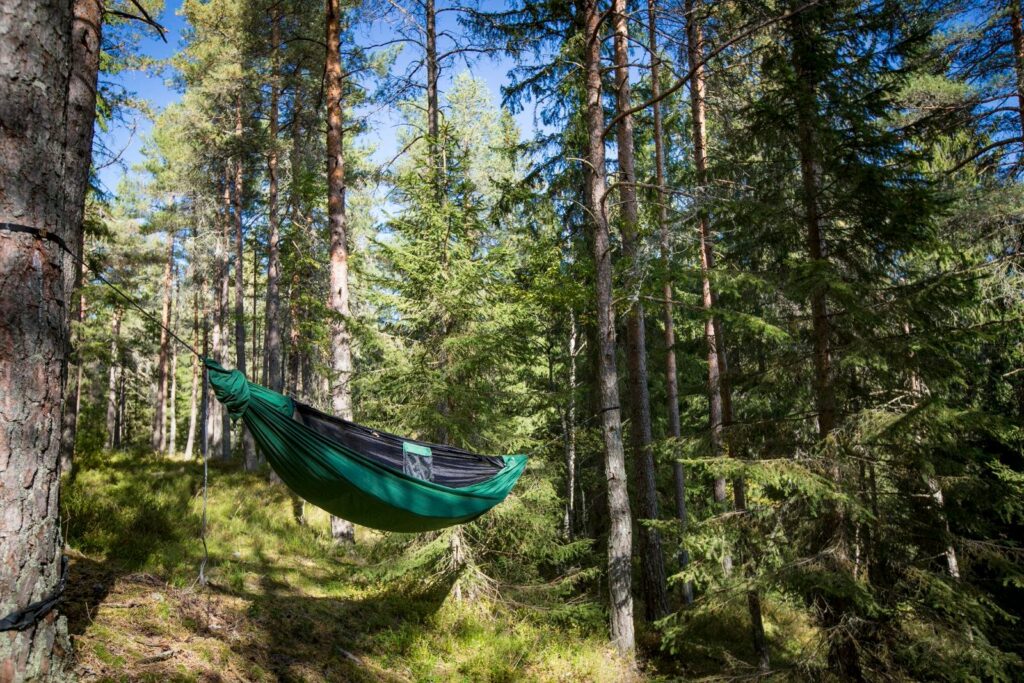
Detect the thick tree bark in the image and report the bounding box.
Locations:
[648,0,693,605]
[611,0,669,622]
[60,0,102,474]
[264,9,283,394]
[153,229,174,453]
[0,2,79,677]
[106,307,123,449]
[582,0,635,659]
[326,0,356,544]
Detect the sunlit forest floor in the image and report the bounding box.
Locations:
[61,451,638,682]
[61,451,827,681]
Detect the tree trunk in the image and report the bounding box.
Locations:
[649,0,693,605]
[210,172,233,460]
[788,8,855,677]
[59,0,103,476]
[326,0,356,544]
[1011,1,1024,144]
[562,313,578,538]
[426,0,440,184]
[152,229,174,453]
[167,282,179,455]
[0,2,79,676]
[232,98,258,471]
[106,307,123,449]
[185,292,201,460]
[265,8,283,393]
[582,0,635,658]
[687,2,767,663]
[611,0,668,622]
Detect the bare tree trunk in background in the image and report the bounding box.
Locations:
[788,8,856,677]
[232,98,258,471]
[426,0,440,183]
[152,229,174,453]
[106,307,123,449]
[1011,1,1024,145]
[686,0,767,665]
[326,0,356,544]
[200,308,210,459]
[611,0,669,622]
[185,291,201,460]
[62,291,86,473]
[209,173,232,460]
[649,0,693,605]
[0,2,80,675]
[562,313,578,538]
[60,0,103,476]
[685,0,729,509]
[582,0,635,659]
[167,282,179,455]
[265,8,283,394]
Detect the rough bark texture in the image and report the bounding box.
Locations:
[0,1,78,678]
[611,0,669,622]
[582,0,635,658]
[326,0,355,544]
[426,0,440,181]
[264,9,283,394]
[60,0,102,474]
[209,174,232,460]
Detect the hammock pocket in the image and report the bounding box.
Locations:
[205,360,527,532]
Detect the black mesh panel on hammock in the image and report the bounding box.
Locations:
[293,403,507,488]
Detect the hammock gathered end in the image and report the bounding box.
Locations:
[204,359,527,532]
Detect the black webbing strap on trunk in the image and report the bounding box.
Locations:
[0,556,68,632]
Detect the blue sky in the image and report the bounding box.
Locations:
[97,0,538,195]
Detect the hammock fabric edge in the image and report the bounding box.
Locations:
[205,359,527,532]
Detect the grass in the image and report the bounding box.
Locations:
[62,450,635,682]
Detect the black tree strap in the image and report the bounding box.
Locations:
[0,556,68,632]
[0,221,201,358]
[0,221,71,254]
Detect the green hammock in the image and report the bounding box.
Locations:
[205,360,527,532]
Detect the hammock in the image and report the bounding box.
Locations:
[205,360,527,532]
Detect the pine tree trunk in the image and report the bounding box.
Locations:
[562,313,578,538]
[788,9,855,677]
[60,0,102,476]
[611,0,668,622]
[1011,1,1024,144]
[426,0,440,182]
[265,9,283,393]
[153,229,174,453]
[583,0,635,658]
[185,293,201,460]
[649,0,693,605]
[210,173,233,460]
[167,284,178,456]
[326,0,356,544]
[106,308,123,449]
[0,2,79,676]
[232,98,258,470]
